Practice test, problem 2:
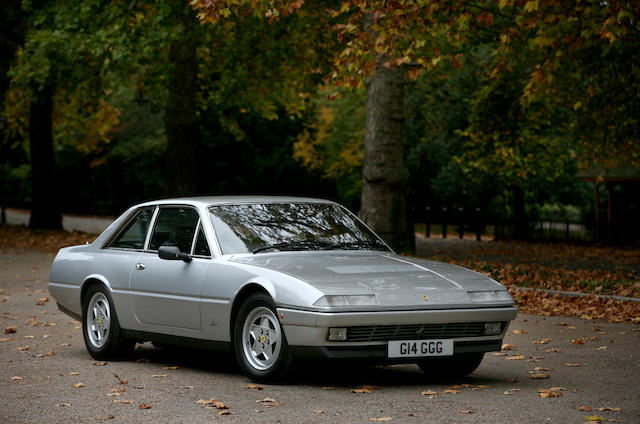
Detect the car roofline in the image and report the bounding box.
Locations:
[133,195,339,209]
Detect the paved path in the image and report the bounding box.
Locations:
[1,249,639,423]
[6,208,114,234]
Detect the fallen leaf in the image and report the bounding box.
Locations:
[506,355,526,360]
[313,410,325,414]
[35,297,49,305]
[512,329,528,334]
[113,399,134,404]
[18,346,29,351]
[578,406,592,411]
[163,366,179,370]
[459,410,474,414]
[442,389,459,394]
[245,383,264,390]
[565,363,580,367]
[597,346,607,351]
[197,399,229,409]
[70,372,80,376]
[547,348,562,353]
[597,406,621,412]
[151,374,168,378]
[508,378,520,383]
[177,385,194,389]
[114,373,128,384]
[472,385,491,390]
[57,403,72,407]
[256,397,284,406]
[4,326,17,334]
[0,337,13,342]
[217,410,232,415]
[322,386,335,390]
[533,338,552,344]
[572,339,585,345]
[501,343,516,350]
[537,387,564,398]
[10,376,23,381]
[567,326,576,330]
[105,392,123,397]
[351,387,373,394]
[88,416,114,421]
[368,418,392,422]
[74,383,86,388]
[93,362,107,366]
[138,403,151,410]
[420,390,438,396]
[584,416,607,422]
[529,373,550,379]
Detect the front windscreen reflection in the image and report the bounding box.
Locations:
[209,203,388,255]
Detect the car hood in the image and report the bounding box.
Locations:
[230,252,506,308]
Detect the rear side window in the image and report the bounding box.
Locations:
[148,207,200,253]
[110,208,154,250]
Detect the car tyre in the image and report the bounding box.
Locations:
[234,292,293,382]
[417,352,484,380]
[82,284,134,360]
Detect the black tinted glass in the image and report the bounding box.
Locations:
[209,203,386,255]
[149,208,199,253]
[193,224,211,257]
[110,208,154,250]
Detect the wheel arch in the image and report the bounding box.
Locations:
[229,281,276,343]
[80,274,112,306]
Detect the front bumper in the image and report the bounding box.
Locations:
[277,306,517,358]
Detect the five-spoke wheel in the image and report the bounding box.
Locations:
[82,284,134,360]
[234,293,293,381]
[86,292,111,348]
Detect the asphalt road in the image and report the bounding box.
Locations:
[1,249,639,424]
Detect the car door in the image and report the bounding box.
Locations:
[130,206,209,330]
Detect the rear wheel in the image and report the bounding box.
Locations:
[82,284,134,360]
[233,293,293,381]
[417,353,484,380]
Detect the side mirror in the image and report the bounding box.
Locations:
[158,245,192,263]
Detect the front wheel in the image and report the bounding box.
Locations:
[82,284,134,360]
[417,352,484,380]
[233,293,293,381]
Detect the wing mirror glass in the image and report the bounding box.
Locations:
[158,245,192,263]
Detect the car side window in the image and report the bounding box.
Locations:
[148,207,199,253]
[109,207,154,250]
[193,224,211,257]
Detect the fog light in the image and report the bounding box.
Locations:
[328,327,347,341]
[484,322,502,335]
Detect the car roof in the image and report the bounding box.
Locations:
[135,195,338,208]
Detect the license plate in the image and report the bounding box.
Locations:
[388,339,453,358]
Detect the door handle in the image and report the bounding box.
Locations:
[135,263,146,270]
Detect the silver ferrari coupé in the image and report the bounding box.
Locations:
[49,196,517,381]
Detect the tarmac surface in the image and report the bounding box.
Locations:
[1,248,639,423]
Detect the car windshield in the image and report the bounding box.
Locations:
[209,203,389,255]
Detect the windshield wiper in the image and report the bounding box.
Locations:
[326,240,388,251]
[252,239,333,254]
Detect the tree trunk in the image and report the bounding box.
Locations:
[29,82,62,229]
[360,63,413,252]
[513,186,527,239]
[165,4,199,196]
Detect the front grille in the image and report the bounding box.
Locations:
[344,322,506,342]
